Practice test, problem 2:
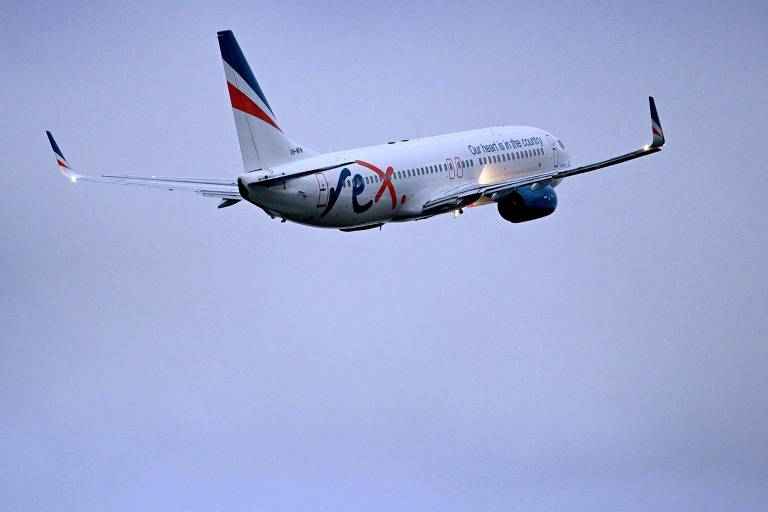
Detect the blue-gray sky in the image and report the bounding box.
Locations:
[2,1,767,510]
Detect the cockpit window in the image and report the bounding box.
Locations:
[558,140,565,150]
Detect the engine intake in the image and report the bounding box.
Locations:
[497,186,557,223]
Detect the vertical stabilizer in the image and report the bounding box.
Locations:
[217,30,315,170]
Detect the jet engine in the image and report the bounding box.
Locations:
[497,185,558,223]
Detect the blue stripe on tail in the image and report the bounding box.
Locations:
[217,30,274,116]
[46,131,66,160]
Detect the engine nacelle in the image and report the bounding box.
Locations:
[497,186,557,223]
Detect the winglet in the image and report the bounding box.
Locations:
[649,97,665,149]
[46,131,79,181]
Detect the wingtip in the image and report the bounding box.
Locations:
[648,96,665,149]
[46,130,66,160]
[45,131,79,179]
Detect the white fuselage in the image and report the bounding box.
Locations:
[238,125,571,229]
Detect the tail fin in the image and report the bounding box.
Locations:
[217,30,315,171]
[46,131,80,181]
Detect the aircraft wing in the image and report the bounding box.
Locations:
[423,97,666,214]
[46,131,241,206]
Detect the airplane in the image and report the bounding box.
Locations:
[46,30,666,232]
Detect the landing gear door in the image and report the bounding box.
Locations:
[315,173,329,208]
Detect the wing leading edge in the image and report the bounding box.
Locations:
[422,97,666,213]
[45,131,241,203]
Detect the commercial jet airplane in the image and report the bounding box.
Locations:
[47,30,666,231]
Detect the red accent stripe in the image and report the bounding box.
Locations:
[355,160,397,209]
[227,82,282,132]
[56,159,70,169]
[652,127,662,137]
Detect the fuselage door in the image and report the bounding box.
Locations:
[315,172,329,207]
[453,157,464,178]
[445,158,455,179]
[545,134,559,169]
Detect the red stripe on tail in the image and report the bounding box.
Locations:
[227,82,282,133]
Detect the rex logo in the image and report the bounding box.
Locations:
[319,160,403,217]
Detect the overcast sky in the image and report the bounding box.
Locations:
[2,1,767,510]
